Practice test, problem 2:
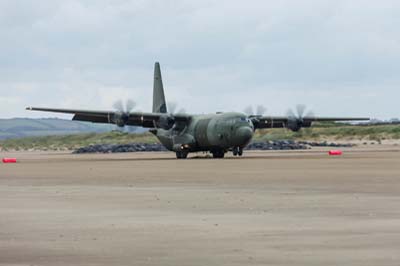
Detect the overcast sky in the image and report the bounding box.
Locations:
[0,0,399,119]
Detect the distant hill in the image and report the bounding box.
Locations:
[0,118,140,140]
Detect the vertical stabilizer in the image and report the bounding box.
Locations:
[152,62,167,113]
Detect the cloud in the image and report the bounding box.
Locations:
[0,0,399,119]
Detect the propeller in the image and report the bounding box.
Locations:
[286,104,314,131]
[154,102,186,130]
[168,102,186,114]
[112,99,137,127]
[113,99,136,114]
[244,105,267,116]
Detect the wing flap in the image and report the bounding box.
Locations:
[72,114,111,124]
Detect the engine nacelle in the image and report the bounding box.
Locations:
[156,114,175,130]
[287,118,312,132]
[113,112,129,127]
[287,118,301,131]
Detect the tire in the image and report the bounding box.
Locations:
[233,147,238,156]
[212,150,225,158]
[176,151,188,159]
[238,148,243,156]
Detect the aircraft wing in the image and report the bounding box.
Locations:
[250,115,370,130]
[26,107,191,128]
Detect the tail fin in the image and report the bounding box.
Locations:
[152,62,167,113]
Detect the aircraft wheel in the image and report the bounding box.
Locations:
[232,147,238,156]
[238,148,243,156]
[212,150,225,159]
[176,151,188,159]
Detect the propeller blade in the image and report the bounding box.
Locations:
[177,108,186,114]
[244,106,254,116]
[296,104,306,118]
[168,102,177,114]
[286,109,296,118]
[167,102,186,114]
[256,105,267,116]
[305,111,315,119]
[113,100,124,112]
[125,99,136,113]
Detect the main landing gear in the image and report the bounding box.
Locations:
[232,147,243,157]
[176,150,188,159]
[211,149,225,158]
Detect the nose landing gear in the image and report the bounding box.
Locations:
[232,147,243,156]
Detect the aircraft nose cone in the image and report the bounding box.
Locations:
[235,126,253,145]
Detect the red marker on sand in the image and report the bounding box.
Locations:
[2,158,17,163]
[328,150,342,156]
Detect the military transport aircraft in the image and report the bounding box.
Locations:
[27,62,369,159]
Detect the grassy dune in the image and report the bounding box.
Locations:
[255,123,400,142]
[0,131,158,151]
[1,124,399,151]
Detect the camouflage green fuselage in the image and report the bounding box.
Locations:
[155,112,254,152]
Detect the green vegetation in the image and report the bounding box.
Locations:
[254,123,400,141]
[1,124,399,151]
[0,131,158,151]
